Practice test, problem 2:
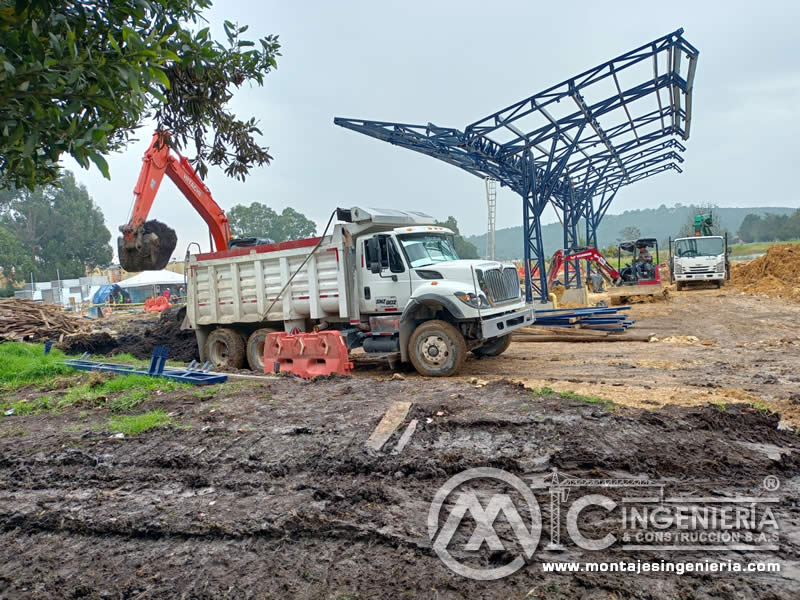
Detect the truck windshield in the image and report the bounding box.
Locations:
[397,233,460,268]
[674,237,724,257]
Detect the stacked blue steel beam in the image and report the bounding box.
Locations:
[534,306,634,332]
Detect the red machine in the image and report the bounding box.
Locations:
[118,132,232,272]
[547,247,623,289]
[544,239,662,292]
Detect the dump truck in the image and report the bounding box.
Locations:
[184,207,534,376]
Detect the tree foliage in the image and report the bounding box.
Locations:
[0,0,280,189]
[435,216,479,259]
[617,226,641,242]
[676,204,727,239]
[227,202,316,242]
[0,170,112,279]
[738,210,800,243]
[0,223,33,284]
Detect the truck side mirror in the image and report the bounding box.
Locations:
[366,238,383,273]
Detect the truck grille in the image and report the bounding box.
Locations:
[480,268,521,303]
[688,266,714,274]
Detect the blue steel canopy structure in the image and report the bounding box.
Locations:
[335,29,699,302]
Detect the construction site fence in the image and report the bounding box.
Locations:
[56,297,187,315]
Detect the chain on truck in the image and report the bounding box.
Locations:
[117,133,533,377]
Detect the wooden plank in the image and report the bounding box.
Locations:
[366,401,412,451]
[392,418,418,455]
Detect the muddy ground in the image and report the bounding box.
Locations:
[1,380,799,598]
[358,286,800,426]
[1,287,799,599]
[59,306,199,363]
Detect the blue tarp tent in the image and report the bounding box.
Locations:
[88,284,131,317]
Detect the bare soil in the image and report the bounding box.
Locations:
[359,286,800,426]
[1,288,799,599]
[59,306,199,362]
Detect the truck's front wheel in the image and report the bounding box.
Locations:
[205,328,246,369]
[408,320,466,377]
[472,334,512,358]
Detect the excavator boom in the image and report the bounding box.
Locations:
[547,247,622,289]
[118,132,232,272]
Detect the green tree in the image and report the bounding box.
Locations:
[0,171,112,279]
[617,226,641,242]
[0,223,34,292]
[228,202,316,242]
[0,1,280,189]
[435,216,479,259]
[677,205,727,239]
[738,213,763,243]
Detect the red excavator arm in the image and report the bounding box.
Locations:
[547,248,622,289]
[118,131,232,271]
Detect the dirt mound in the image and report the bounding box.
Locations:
[731,244,800,301]
[59,306,198,362]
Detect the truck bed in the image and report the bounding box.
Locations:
[187,234,351,327]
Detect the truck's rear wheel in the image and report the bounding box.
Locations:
[205,328,246,369]
[472,334,512,358]
[246,328,276,372]
[408,320,466,377]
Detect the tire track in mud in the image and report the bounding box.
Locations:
[1,379,800,599]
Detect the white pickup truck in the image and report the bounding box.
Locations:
[184,207,534,376]
[671,235,728,290]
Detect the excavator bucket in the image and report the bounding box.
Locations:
[118,220,177,272]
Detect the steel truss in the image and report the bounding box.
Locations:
[335,29,698,302]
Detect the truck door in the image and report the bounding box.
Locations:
[359,234,411,314]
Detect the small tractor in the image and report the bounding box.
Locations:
[546,238,664,304]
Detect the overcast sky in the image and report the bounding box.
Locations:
[66,0,800,258]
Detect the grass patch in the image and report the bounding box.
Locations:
[3,372,193,416]
[558,390,616,410]
[728,240,800,260]
[192,385,220,399]
[749,400,776,416]
[0,342,74,391]
[0,425,27,438]
[530,386,555,396]
[108,410,171,435]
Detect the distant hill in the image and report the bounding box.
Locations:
[466,205,797,259]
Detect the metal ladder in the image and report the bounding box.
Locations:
[485,177,497,260]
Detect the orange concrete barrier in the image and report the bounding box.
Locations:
[263,331,353,378]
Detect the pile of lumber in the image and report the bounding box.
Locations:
[513,306,649,342]
[0,298,93,342]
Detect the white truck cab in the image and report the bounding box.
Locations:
[671,235,728,290]
[186,207,534,376]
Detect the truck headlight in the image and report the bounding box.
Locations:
[454,291,491,309]
[674,263,683,274]
[715,261,724,272]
